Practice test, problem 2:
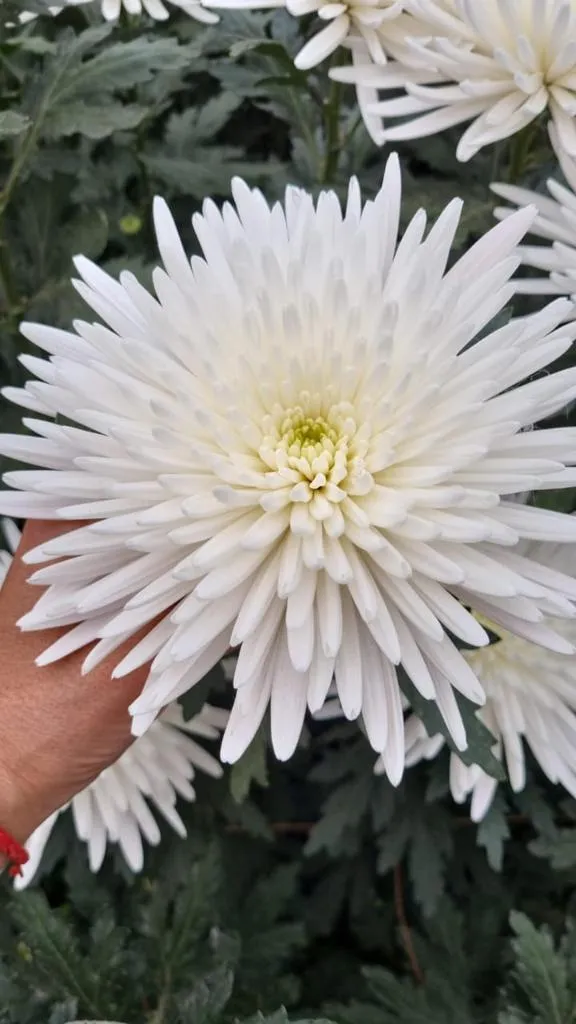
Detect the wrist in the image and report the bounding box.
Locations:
[0,747,54,846]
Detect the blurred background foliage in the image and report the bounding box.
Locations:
[1,3,576,1022]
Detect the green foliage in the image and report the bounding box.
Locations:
[499,912,576,1024]
[0,831,316,1024]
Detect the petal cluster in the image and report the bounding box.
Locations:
[492,126,576,308]
[16,702,227,888]
[394,542,576,820]
[332,0,576,160]
[3,158,576,782]
[19,0,218,25]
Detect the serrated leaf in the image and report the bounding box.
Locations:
[0,111,30,139]
[476,791,510,872]
[174,964,234,1024]
[400,674,505,781]
[193,93,243,139]
[408,812,453,917]
[530,827,576,869]
[54,36,192,101]
[143,153,278,197]
[305,773,372,857]
[43,102,147,140]
[501,912,573,1024]
[230,727,269,804]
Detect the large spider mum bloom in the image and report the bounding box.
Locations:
[204,0,405,69]
[19,0,218,25]
[4,158,576,781]
[391,541,576,821]
[16,702,227,889]
[332,0,576,161]
[492,126,576,308]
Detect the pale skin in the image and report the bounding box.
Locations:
[0,520,149,847]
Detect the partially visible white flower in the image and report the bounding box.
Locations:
[492,126,576,309]
[19,0,218,25]
[0,522,227,887]
[332,0,576,161]
[0,518,21,585]
[205,0,406,69]
[15,702,228,888]
[4,159,576,784]
[386,541,576,820]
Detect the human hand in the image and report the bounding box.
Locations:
[0,520,150,845]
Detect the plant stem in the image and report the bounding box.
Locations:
[321,75,342,185]
[0,239,17,311]
[506,122,537,184]
[0,117,41,222]
[148,987,170,1024]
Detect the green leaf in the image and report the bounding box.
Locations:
[52,35,192,101]
[230,727,269,804]
[305,772,373,858]
[499,912,574,1024]
[8,892,107,1019]
[477,791,510,872]
[0,111,30,139]
[174,964,234,1024]
[43,102,148,140]
[408,811,453,918]
[530,828,576,870]
[400,674,505,781]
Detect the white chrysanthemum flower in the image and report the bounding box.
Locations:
[492,126,576,308]
[4,158,576,782]
[204,0,405,69]
[15,702,228,888]
[19,0,218,25]
[394,615,576,822]
[332,0,576,161]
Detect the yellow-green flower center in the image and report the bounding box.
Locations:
[257,399,375,527]
[281,412,339,460]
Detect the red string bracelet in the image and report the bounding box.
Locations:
[0,827,29,878]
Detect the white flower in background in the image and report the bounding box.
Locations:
[16,702,228,888]
[0,518,21,585]
[492,126,576,309]
[204,0,406,69]
[0,522,227,887]
[332,0,576,161]
[394,603,576,821]
[19,0,218,25]
[4,158,576,783]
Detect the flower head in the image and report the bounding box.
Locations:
[492,125,576,308]
[3,157,576,782]
[394,541,576,820]
[204,0,406,69]
[19,0,217,25]
[16,701,227,888]
[332,0,576,161]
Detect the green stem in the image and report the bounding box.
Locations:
[0,116,41,221]
[148,986,170,1024]
[0,240,17,311]
[321,76,342,185]
[340,111,363,157]
[506,122,537,184]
